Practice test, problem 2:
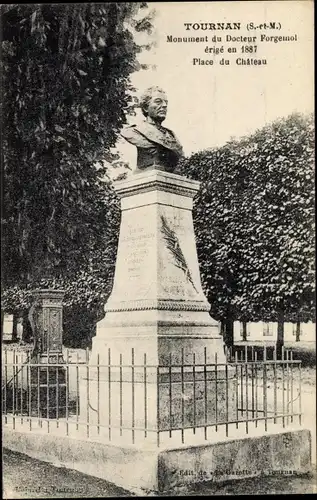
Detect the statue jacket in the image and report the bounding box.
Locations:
[121,121,184,172]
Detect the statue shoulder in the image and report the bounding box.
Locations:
[121,124,152,147]
[162,125,175,135]
[163,126,180,142]
[161,127,184,156]
[121,124,138,139]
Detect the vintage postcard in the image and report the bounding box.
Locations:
[2,1,315,497]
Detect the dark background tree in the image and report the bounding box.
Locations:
[1,3,154,346]
[177,113,315,350]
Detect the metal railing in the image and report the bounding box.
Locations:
[2,346,302,446]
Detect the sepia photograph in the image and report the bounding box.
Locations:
[1,1,315,497]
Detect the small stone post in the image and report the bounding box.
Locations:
[30,289,67,418]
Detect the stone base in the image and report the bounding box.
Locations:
[79,367,237,432]
[3,426,311,495]
[91,330,226,366]
[30,364,67,419]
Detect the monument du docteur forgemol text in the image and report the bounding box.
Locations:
[80,86,228,436]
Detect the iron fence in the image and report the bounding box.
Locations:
[2,346,302,446]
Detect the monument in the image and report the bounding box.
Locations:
[80,87,228,436]
[92,86,226,366]
[3,87,310,497]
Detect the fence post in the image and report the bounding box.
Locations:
[144,353,148,439]
[181,348,184,444]
[109,348,112,442]
[276,307,285,359]
[215,352,218,432]
[263,346,268,431]
[273,346,277,424]
[281,346,285,428]
[168,352,172,438]
[119,353,123,437]
[4,349,7,423]
[204,347,208,440]
[299,360,302,426]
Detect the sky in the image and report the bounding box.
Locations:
[115,1,314,168]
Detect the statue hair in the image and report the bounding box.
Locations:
[139,86,167,117]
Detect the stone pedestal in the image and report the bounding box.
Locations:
[31,289,65,359]
[80,171,231,432]
[92,170,226,366]
[30,289,67,418]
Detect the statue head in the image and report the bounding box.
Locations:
[140,86,168,124]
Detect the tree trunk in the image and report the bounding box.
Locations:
[242,321,247,342]
[1,310,4,335]
[295,321,301,342]
[276,307,284,359]
[224,318,234,348]
[12,314,18,342]
[220,320,225,337]
[22,310,32,343]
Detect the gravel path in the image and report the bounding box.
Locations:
[3,448,132,498]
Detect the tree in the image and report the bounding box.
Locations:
[177,139,249,345]
[177,113,315,350]
[1,3,155,345]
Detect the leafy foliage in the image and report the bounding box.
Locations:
[177,113,315,324]
[1,3,154,344]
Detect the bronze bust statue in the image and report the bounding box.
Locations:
[121,86,184,173]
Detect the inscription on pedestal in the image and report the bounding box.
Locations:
[121,228,153,276]
[111,217,156,301]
